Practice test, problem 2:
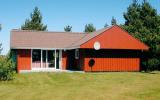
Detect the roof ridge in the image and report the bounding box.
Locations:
[11,29,87,34]
[67,33,89,48]
[69,26,112,47]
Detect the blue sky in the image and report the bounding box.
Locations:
[0,0,160,55]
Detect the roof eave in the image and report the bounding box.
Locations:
[10,46,80,50]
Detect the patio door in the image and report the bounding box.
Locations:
[32,49,62,69]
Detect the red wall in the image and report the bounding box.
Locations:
[62,51,67,70]
[81,26,149,50]
[80,49,141,72]
[17,49,31,72]
[84,58,140,72]
[16,49,141,72]
[17,50,68,71]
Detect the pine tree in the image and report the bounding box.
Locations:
[0,43,2,54]
[123,0,160,71]
[64,25,72,32]
[104,22,109,28]
[84,23,96,32]
[123,0,160,45]
[0,25,2,54]
[111,17,117,25]
[21,7,47,31]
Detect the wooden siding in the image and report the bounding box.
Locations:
[80,25,149,50]
[80,49,141,72]
[17,49,31,72]
[84,58,140,72]
[62,51,67,70]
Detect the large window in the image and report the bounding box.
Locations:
[32,49,61,69]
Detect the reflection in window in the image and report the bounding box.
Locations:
[48,50,55,68]
[32,50,41,68]
[32,50,41,62]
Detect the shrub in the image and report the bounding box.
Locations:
[147,58,160,71]
[0,56,15,81]
[8,50,17,72]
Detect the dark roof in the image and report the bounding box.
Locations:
[10,30,86,49]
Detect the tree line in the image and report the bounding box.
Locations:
[21,7,117,32]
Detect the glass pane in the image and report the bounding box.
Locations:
[42,50,46,68]
[32,50,41,62]
[48,50,55,68]
[56,50,59,69]
[42,50,46,62]
[32,49,41,68]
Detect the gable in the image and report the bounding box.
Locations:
[80,25,149,50]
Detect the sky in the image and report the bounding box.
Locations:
[0,0,160,55]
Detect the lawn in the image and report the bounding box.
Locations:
[0,72,160,100]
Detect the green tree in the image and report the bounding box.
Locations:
[64,25,72,32]
[123,0,160,71]
[104,22,109,28]
[0,24,15,81]
[0,55,15,81]
[0,43,2,54]
[84,23,96,32]
[21,7,47,31]
[111,17,117,25]
[0,24,2,54]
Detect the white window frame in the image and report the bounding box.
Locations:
[31,49,62,71]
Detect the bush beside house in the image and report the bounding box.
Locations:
[0,51,16,81]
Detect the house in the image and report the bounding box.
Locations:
[10,25,149,73]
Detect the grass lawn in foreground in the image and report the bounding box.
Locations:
[0,72,160,100]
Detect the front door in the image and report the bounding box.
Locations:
[67,50,78,70]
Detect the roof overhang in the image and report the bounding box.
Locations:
[10,46,80,50]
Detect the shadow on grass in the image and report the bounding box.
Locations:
[140,71,160,74]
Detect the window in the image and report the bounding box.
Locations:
[32,49,41,68]
[48,50,55,68]
[32,50,41,62]
[31,49,61,69]
[75,49,79,59]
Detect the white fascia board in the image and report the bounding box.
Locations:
[10,46,80,50]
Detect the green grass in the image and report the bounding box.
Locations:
[0,72,160,100]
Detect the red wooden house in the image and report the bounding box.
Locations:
[10,25,149,73]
